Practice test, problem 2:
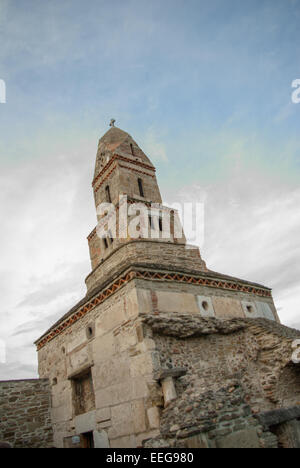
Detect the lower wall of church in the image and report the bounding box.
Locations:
[36,277,280,448]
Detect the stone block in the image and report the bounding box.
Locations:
[93,430,110,448]
[216,428,260,448]
[92,357,130,390]
[67,329,87,354]
[161,377,177,407]
[75,410,96,434]
[67,347,92,377]
[213,296,244,319]
[147,406,160,429]
[109,402,134,438]
[96,301,127,335]
[95,380,133,408]
[52,403,72,424]
[185,433,212,448]
[156,291,199,314]
[110,434,136,448]
[92,333,116,360]
[255,301,275,321]
[130,353,154,378]
[137,289,153,314]
[196,295,215,317]
[115,328,138,353]
[242,300,259,318]
[51,380,72,408]
[125,288,139,319]
[132,399,147,434]
[96,407,111,423]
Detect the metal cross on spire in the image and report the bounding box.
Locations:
[109,118,116,127]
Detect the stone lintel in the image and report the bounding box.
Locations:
[155,367,187,381]
[67,361,94,380]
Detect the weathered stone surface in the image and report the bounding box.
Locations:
[142,313,247,338]
[93,430,109,448]
[213,296,245,319]
[147,407,160,429]
[75,410,96,434]
[216,428,260,449]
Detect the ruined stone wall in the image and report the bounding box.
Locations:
[146,314,299,412]
[144,383,278,449]
[0,379,53,448]
[142,314,300,448]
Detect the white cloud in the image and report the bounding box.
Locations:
[0,135,96,379]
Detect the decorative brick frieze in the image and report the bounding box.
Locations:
[35,268,272,350]
[92,153,155,188]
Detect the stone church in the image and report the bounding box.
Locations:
[1,124,300,448]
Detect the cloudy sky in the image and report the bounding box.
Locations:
[0,0,300,379]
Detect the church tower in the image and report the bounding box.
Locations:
[35,123,280,448]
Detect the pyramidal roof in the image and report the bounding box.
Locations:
[94,126,154,178]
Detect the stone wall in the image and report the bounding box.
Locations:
[144,383,278,448]
[0,379,53,448]
[144,314,300,412]
[85,240,207,292]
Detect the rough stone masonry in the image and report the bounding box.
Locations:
[0,379,53,448]
[1,124,300,448]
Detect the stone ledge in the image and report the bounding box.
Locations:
[142,314,300,340]
[155,368,188,381]
[256,406,300,428]
[142,313,247,338]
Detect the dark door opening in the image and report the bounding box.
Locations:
[82,432,94,448]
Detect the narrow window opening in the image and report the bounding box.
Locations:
[103,238,108,249]
[159,216,163,232]
[105,185,111,203]
[148,215,153,228]
[108,230,114,244]
[86,324,95,339]
[246,305,254,314]
[130,143,134,155]
[52,377,58,386]
[202,301,209,311]
[138,178,144,197]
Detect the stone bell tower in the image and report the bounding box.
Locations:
[35,123,280,448]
